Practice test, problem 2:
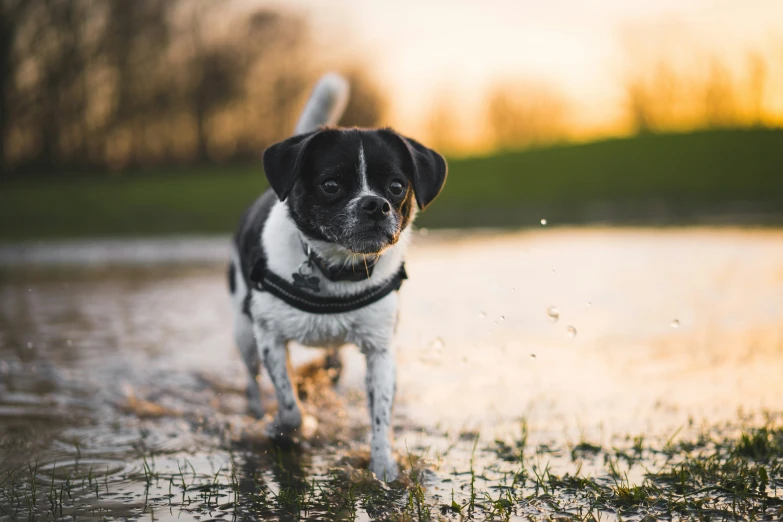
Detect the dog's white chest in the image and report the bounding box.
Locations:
[250,290,398,349]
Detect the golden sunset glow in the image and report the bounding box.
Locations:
[259,0,783,152]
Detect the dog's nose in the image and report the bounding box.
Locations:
[360,196,391,220]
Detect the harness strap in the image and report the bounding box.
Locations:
[249,258,407,314]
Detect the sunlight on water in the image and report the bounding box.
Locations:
[2,228,783,520]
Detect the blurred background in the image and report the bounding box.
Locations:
[2,4,783,519]
[1,0,782,237]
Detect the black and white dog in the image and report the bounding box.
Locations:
[228,74,447,481]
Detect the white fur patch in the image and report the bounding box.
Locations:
[357,142,369,194]
[247,201,405,349]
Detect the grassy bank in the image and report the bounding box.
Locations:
[3,417,783,520]
[2,128,782,240]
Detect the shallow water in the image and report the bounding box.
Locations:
[2,228,783,520]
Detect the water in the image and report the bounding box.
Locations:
[2,228,783,520]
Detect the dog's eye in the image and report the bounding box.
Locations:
[389,180,405,196]
[321,180,340,194]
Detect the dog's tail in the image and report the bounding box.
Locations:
[293,73,350,135]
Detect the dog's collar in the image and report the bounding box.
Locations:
[300,239,378,282]
[248,256,406,314]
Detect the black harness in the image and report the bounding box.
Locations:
[248,246,407,314]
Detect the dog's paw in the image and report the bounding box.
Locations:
[264,409,303,442]
[369,454,399,482]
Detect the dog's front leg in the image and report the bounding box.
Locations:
[362,344,399,481]
[253,325,302,439]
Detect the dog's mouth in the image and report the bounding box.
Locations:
[310,215,401,256]
[343,229,398,255]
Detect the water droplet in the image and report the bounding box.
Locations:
[530,353,537,360]
[499,315,505,321]
[478,312,486,319]
[546,306,560,322]
[540,218,547,226]
[550,269,556,274]
[586,301,592,307]
[419,227,429,237]
[430,337,445,352]
[670,319,680,328]
[567,325,577,338]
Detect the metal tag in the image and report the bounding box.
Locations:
[292,259,320,292]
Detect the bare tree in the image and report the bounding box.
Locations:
[619,29,776,134]
[484,81,568,150]
[103,0,177,168]
[425,91,461,154]
[624,61,680,134]
[745,51,767,126]
[701,59,738,128]
[0,0,34,178]
[1,0,388,175]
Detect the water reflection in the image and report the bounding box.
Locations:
[1,229,783,519]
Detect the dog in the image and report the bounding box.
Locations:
[228,73,447,481]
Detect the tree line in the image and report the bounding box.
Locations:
[0,0,385,178]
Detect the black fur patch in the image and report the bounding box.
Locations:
[227,262,236,294]
[232,189,277,318]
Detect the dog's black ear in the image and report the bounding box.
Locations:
[262,131,319,201]
[379,129,447,210]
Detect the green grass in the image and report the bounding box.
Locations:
[429,127,783,227]
[3,419,783,521]
[2,128,783,240]
[0,164,265,240]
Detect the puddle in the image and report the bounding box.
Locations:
[2,228,783,520]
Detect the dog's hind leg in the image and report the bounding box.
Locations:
[235,312,264,418]
[324,347,343,385]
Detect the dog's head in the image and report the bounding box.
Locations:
[263,128,447,255]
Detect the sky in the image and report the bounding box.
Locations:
[252,0,783,149]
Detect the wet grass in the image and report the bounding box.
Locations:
[2,128,783,240]
[3,417,783,520]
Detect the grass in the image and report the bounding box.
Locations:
[431,127,783,227]
[1,128,783,240]
[4,418,782,520]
